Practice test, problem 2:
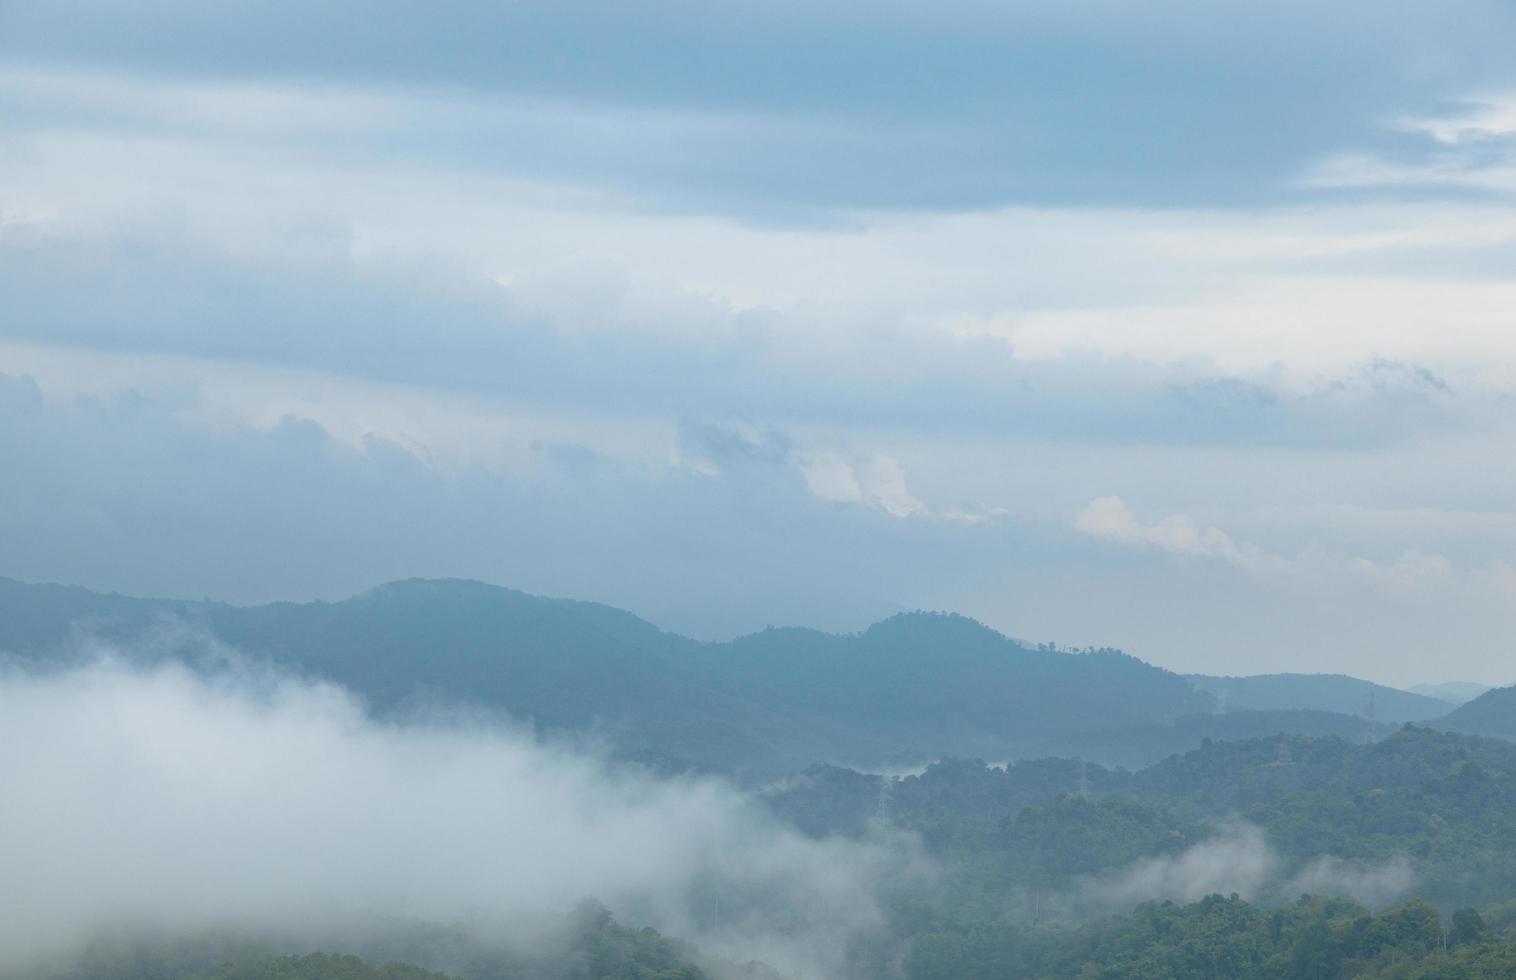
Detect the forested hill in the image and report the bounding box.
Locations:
[1435,685,1516,739]
[1185,673,1452,723]
[0,575,1490,774]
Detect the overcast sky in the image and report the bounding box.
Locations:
[3,1,1516,685]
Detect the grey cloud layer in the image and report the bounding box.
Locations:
[4,1,1514,211]
[0,223,1477,450]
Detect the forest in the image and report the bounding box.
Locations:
[3,579,1515,979]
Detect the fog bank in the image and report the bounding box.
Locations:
[0,656,916,978]
[1091,821,1416,908]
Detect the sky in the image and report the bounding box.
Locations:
[3,0,1516,685]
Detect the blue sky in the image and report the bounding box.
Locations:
[3,1,1516,684]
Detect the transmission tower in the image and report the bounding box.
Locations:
[876,774,893,822]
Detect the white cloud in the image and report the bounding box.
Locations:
[794,452,933,521]
[1092,823,1416,909]
[11,65,1516,392]
[1396,93,1516,144]
[797,452,866,504]
[1093,823,1277,905]
[1346,550,1453,594]
[797,452,929,519]
[1303,93,1516,197]
[1075,496,1256,567]
[1075,496,1463,595]
[856,456,929,519]
[1288,855,1417,907]
[0,655,917,976]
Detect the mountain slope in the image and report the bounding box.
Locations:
[697,613,1213,756]
[0,575,1335,774]
[1410,681,1492,705]
[1433,685,1516,739]
[1042,707,1392,770]
[1185,672,1451,722]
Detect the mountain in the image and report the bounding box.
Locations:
[0,575,1345,774]
[1039,707,1393,771]
[694,612,1214,760]
[1410,681,1493,705]
[1433,685,1516,739]
[765,725,1516,908]
[1185,672,1451,723]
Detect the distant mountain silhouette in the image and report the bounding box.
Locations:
[1041,708,1395,770]
[1433,685,1516,740]
[1186,672,1451,723]
[0,575,1430,773]
[1409,681,1492,705]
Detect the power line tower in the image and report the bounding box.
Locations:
[1077,758,1090,798]
[875,774,893,822]
[1364,690,1378,744]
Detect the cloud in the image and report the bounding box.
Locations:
[1287,855,1417,908]
[1075,497,1254,566]
[1093,823,1278,905]
[797,452,927,519]
[11,2,1516,213]
[0,370,1008,638]
[1304,92,1516,197]
[3,213,1496,453]
[0,654,918,977]
[1092,822,1415,909]
[4,368,1516,685]
[4,0,1516,693]
[1346,551,1453,594]
[1075,496,1461,596]
[1397,93,1516,145]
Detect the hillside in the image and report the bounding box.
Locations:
[1411,681,1493,705]
[1434,685,1516,739]
[0,575,1400,775]
[767,725,1516,908]
[1039,707,1392,770]
[1185,672,1451,722]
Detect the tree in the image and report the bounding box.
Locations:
[1450,909,1489,949]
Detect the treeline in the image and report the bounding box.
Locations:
[766,726,1516,908]
[902,893,1516,980]
[24,905,711,980]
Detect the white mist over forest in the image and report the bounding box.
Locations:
[0,655,911,979]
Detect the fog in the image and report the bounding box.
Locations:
[0,655,919,979]
[1092,821,1416,908]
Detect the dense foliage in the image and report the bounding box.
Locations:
[8,577,1516,979]
[27,907,711,980]
[898,894,1516,980]
[193,953,454,980]
[766,725,1516,974]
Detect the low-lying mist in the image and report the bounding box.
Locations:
[0,654,920,979]
[1089,821,1417,909]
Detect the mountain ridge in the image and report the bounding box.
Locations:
[1184,671,1452,723]
[2,575,1494,773]
[1434,685,1516,739]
